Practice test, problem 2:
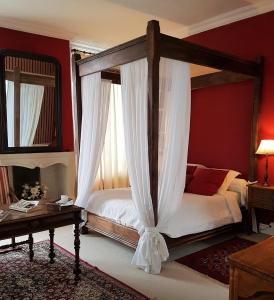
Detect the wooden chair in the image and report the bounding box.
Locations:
[0,166,12,205]
[0,166,19,250]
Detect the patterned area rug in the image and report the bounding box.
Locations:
[0,241,149,300]
[176,237,256,284]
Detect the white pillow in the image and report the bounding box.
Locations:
[187,163,206,168]
[218,170,241,195]
[228,178,248,206]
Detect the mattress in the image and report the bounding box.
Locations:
[86,188,243,238]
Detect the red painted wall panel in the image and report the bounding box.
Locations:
[189,81,253,178]
[0,27,73,151]
[186,11,274,182]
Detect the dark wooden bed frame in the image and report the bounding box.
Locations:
[72,20,264,249]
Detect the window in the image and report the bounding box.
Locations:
[94,84,129,190]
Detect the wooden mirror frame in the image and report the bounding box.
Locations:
[0,49,62,153]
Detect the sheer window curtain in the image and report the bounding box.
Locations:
[20,83,44,146]
[5,80,14,147]
[75,73,111,208]
[5,81,44,147]
[94,83,129,190]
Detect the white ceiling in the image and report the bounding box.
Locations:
[0,0,272,50]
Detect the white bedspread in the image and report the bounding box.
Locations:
[86,188,243,238]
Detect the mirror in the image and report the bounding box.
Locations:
[0,50,61,153]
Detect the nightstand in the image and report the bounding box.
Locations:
[247,184,274,232]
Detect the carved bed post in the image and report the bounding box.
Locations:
[248,56,264,182]
[71,52,83,145]
[147,20,160,225]
[72,52,90,234]
[71,52,83,201]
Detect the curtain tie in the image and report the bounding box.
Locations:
[132,226,169,274]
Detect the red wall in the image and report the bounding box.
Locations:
[0,27,73,151]
[186,11,274,182]
[189,82,253,178]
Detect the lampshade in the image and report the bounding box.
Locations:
[256,140,274,155]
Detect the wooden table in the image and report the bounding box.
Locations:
[228,237,274,300]
[0,204,83,281]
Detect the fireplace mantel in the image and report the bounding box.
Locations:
[0,152,76,198]
[0,152,75,169]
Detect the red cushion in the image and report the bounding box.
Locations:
[185,174,194,188]
[186,165,197,175]
[186,168,228,196]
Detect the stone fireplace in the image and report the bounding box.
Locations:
[0,152,76,200]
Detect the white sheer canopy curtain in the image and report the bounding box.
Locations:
[75,73,111,208]
[121,58,166,274]
[121,57,191,274]
[157,58,191,235]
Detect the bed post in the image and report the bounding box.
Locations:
[71,52,83,145]
[249,56,264,182]
[72,52,90,234]
[71,52,83,204]
[147,20,160,225]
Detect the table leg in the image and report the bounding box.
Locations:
[229,266,239,300]
[49,229,55,264]
[11,237,16,249]
[29,234,34,262]
[247,208,253,234]
[74,222,81,282]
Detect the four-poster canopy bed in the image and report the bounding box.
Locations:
[72,20,264,273]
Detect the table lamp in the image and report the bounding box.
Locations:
[256,139,274,186]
